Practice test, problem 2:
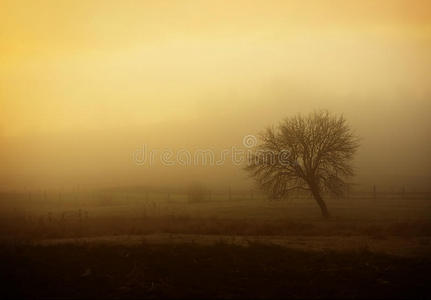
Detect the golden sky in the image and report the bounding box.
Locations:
[1,0,430,135]
[0,0,430,189]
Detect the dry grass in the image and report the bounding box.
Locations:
[1,190,430,299]
[1,190,431,241]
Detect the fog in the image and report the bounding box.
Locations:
[1,0,430,191]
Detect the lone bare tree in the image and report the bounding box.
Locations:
[246,111,359,218]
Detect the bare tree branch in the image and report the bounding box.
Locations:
[245,110,360,217]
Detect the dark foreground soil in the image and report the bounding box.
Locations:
[0,242,429,299]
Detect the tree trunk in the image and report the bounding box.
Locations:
[310,185,330,218]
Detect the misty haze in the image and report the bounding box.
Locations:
[0,0,430,299]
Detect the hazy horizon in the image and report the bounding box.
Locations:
[1,0,430,191]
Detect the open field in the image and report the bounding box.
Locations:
[1,189,431,240]
[1,189,430,298]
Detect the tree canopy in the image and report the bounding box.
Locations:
[246,111,360,217]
